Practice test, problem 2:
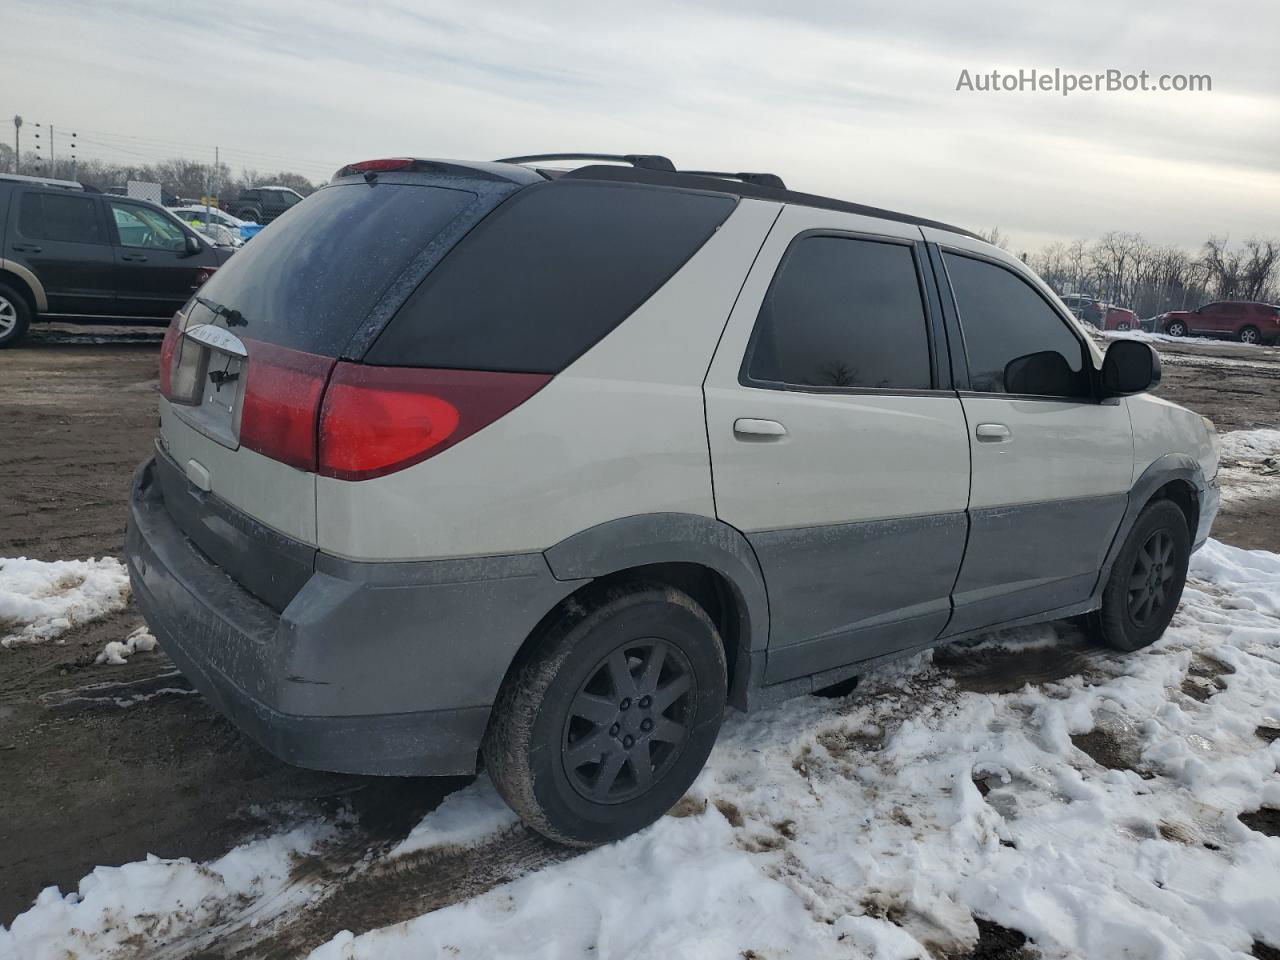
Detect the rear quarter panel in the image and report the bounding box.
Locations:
[315,198,783,561]
[160,399,318,542]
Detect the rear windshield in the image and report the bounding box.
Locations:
[189,182,477,355]
[366,180,736,373]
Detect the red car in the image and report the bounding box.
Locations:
[1155,301,1280,344]
[1103,305,1139,331]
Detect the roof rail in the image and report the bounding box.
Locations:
[496,153,677,173]
[0,171,85,191]
[682,170,786,189]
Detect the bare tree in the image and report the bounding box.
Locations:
[977,226,1008,249]
[1240,238,1279,302]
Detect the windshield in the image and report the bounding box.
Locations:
[188,181,477,355]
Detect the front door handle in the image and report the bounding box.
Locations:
[975,422,1012,442]
[11,244,42,253]
[121,253,149,262]
[734,418,787,438]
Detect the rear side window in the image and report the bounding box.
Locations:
[366,181,736,373]
[744,235,932,390]
[944,252,1090,398]
[190,182,477,355]
[18,192,104,244]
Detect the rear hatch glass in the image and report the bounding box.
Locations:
[169,180,486,449]
[188,181,479,355]
[157,179,497,596]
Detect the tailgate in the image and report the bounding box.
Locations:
[159,320,319,547]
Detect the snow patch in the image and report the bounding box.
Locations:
[95,626,159,665]
[1,823,336,960]
[0,556,130,647]
[1217,428,1280,504]
[388,775,518,859]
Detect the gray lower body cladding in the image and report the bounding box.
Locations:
[125,454,582,776]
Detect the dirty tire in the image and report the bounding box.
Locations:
[0,282,32,348]
[1091,499,1190,652]
[484,582,727,846]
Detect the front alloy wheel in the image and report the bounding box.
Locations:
[1090,499,1190,651]
[1127,529,1175,627]
[1166,321,1187,337]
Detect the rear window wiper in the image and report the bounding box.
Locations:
[194,296,247,327]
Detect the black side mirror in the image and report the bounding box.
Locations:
[182,234,203,257]
[1101,339,1161,396]
[1004,350,1074,396]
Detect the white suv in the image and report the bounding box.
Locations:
[126,154,1221,845]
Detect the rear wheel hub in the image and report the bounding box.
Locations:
[562,639,695,804]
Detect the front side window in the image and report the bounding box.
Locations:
[745,235,932,390]
[108,202,187,251]
[17,192,104,244]
[944,252,1090,398]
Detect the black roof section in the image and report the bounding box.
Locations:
[554,163,980,240]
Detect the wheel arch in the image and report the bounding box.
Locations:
[0,260,47,313]
[1095,455,1206,597]
[525,513,770,712]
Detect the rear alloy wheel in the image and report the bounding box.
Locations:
[484,582,727,846]
[1238,325,1261,345]
[1117,321,1130,331]
[0,284,32,348]
[1165,320,1187,337]
[1090,499,1190,652]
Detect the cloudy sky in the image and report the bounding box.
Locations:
[3,0,1277,252]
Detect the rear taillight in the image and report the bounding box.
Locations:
[238,342,336,471]
[317,365,550,481]
[159,311,200,404]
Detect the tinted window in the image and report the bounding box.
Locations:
[18,192,104,244]
[746,236,932,390]
[944,253,1090,397]
[191,182,477,355]
[367,181,736,373]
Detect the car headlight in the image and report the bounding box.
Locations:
[1201,415,1220,478]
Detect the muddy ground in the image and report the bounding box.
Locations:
[1,323,1278,949]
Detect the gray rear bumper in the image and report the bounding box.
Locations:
[125,454,581,776]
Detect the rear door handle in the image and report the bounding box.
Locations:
[975,422,1012,442]
[734,418,787,438]
[120,253,149,262]
[11,244,41,253]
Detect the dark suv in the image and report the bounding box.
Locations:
[227,186,305,224]
[0,173,230,347]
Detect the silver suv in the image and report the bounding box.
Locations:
[126,154,1221,845]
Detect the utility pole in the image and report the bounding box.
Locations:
[12,115,21,174]
[50,125,54,176]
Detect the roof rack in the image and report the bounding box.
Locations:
[496,153,676,173]
[0,171,85,191]
[561,164,981,240]
[681,170,786,189]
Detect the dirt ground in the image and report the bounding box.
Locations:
[1,322,1278,947]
